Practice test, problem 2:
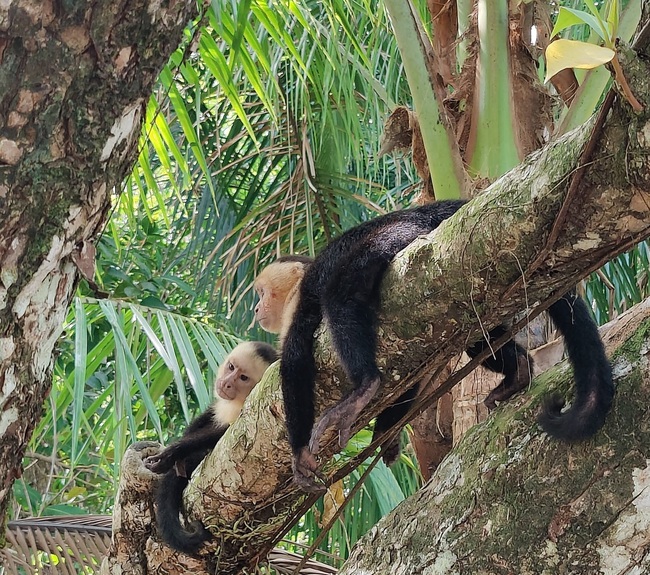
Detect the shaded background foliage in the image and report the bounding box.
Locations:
[12,0,649,569]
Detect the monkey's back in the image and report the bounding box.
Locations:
[302,199,467,301]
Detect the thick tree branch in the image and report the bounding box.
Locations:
[0,0,200,530]
[111,32,650,574]
[339,298,650,574]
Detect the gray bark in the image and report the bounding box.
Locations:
[0,0,199,534]
[339,298,650,575]
[107,28,650,573]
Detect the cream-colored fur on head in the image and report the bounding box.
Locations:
[210,341,275,425]
[212,399,246,425]
[254,261,307,338]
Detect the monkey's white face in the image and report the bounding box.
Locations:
[215,360,256,401]
[213,342,271,403]
[254,288,284,334]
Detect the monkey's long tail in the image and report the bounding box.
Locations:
[155,470,211,555]
[538,292,615,441]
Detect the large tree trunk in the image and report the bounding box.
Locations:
[0,0,198,531]
[104,28,650,573]
[339,297,650,575]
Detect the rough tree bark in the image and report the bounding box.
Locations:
[338,297,650,575]
[105,28,650,573]
[0,0,199,534]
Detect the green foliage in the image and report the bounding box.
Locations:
[17,0,648,568]
[585,241,650,325]
[551,1,618,47]
[115,0,419,329]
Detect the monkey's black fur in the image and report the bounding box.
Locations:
[145,342,279,555]
[281,199,614,477]
[147,411,227,554]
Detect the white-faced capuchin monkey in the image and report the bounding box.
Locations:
[255,200,614,492]
[255,255,406,465]
[254,255,314,339]
[144,341,278,555]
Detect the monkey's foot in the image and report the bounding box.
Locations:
[381,435,402,466]
[484,354,532,411]
[292,447,326,493]
[309,376,381,456]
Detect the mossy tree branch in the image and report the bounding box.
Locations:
[109,28,650,574]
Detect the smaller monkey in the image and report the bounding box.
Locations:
[144,341,278,555]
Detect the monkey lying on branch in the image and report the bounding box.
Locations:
[254,255,409,464]
[144,341,278,554]
[253,200,614,492]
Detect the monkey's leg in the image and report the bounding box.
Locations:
[312,269,385,456]
[466,328,533,410]
[372,385,419,465]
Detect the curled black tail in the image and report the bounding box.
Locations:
[155,470,211,555]
[538,292,614,441]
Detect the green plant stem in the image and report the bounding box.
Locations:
[456,0,473,68]
[383,0,465,199]
[468,0,519,178]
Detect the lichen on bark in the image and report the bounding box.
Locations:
[339,301,650,575]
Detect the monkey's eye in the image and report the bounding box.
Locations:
[228,362,234,371]
[240,374,249,382]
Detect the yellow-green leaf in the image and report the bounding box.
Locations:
[607,0,619,33]
[544,39,615,83]
[551,7,608,43]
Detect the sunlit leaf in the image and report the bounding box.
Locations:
[552,8,593,38]
[544,39,614,83]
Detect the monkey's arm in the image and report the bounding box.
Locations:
[145,411,228,474]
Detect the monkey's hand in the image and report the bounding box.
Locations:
[292,447,326,493]
[143,450,176,474]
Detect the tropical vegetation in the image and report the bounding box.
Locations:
[13,0,649,569]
